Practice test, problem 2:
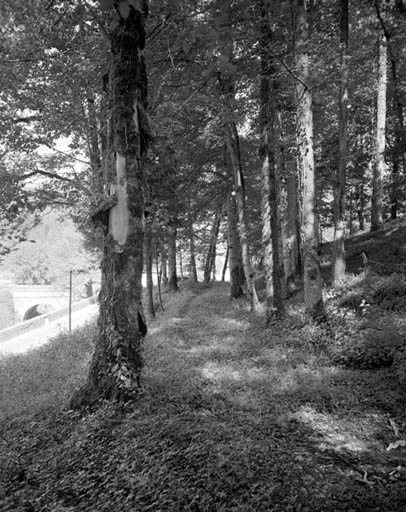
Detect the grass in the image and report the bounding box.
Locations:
[2,225,406,510]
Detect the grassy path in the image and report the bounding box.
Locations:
[1,283,406,511]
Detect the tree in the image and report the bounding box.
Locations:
[293,0,325,322]
[203,209,221,283]
[332,0,349,284]
[70,0,150,408]
[371,28,387,231]
[228,194,245,298]
[259,0,285,321]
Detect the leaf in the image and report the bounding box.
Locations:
[110,17,120,31]
[118,1,130,18]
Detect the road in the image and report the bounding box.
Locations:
[0,303,98,357]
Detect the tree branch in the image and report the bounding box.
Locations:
[374,0,391,40]
[2,115,42,124]
[40,142,91,166]
[16,169,74,183]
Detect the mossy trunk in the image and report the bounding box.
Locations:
[70,2,149,408]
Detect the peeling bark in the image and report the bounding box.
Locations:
[69,2,149,408]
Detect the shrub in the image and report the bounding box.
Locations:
[331,325,405,370]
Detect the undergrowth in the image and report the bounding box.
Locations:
[1,268,406,510]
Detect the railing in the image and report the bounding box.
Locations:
[0,297,96,343]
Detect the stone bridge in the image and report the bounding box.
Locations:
[0,283,69,329]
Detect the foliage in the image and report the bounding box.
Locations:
[0,210,98,296]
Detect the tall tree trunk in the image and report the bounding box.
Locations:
[376,0,406,184]
[203,210,221,283]
[357,180,366,231]
[332,0,349,285]
[293,0,325,322]
[216,2,259,310]
[179,248,184,280]
[284,170,301,286]
[371,32,387,231]
[145,215,155,318]
[189,223,198,283]
[389,57,404,219]
[222,242,229,281]
[155,242,164,311]
[228,195,245,298]
[161,254,168,285]
[225,124,259,310]
[168,224,179,292]
[70,2,149,408]
[259,0,285,321]
[348,185,354,235]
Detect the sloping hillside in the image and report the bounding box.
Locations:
[321,220,406,279]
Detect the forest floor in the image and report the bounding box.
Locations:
[2,224,406,511]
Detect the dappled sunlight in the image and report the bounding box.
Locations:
[210,315,251,332]
[200,361,266,383]
[292,405,383,454]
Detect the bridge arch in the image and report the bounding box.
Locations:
[23,303,55,321]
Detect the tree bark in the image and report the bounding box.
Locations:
[389,56,404,219]
[70,2,149,408]
[161,253,168,285]
[155,242,164,311]
[228,194,245,298]
[221,242,229,282]
[259,0,285,321]
[332,0,349,285]
[293,0,325,322]
[168,223,179,292]
[284,170,301,287]
[371,32,387,231]
[225,123,259,311]
[145,215,155,318]
[189,223,198,283]
[203,210,221,283]
[357,180,366,231]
